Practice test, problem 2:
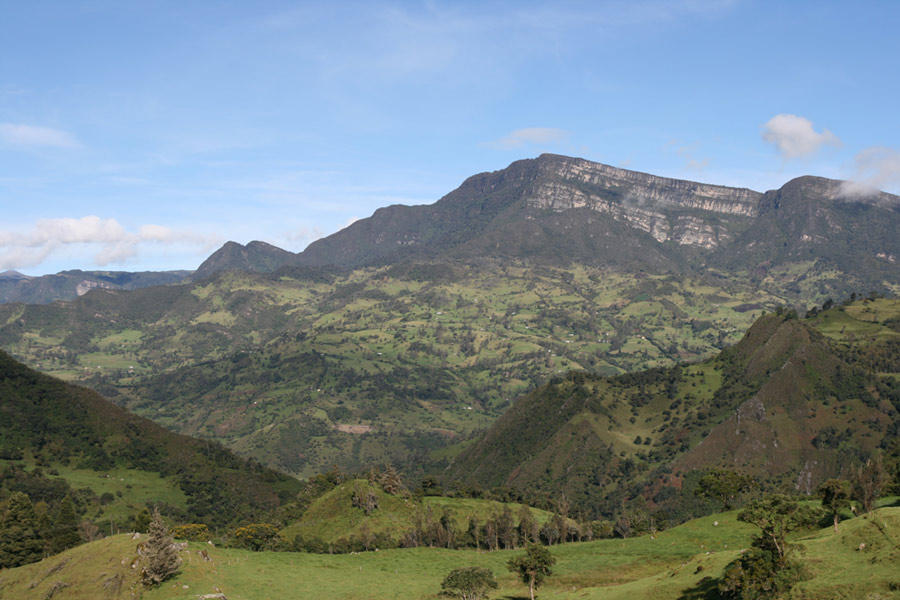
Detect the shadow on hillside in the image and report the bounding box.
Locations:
[677,576,722,600]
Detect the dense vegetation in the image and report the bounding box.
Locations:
[0,350,301,538]
[449,298,900,520]
[0,262,788,478]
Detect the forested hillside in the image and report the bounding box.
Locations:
[448,298,900,518]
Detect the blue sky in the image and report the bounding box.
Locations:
[1,0,898,275]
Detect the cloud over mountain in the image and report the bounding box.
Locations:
[762,114,840,159]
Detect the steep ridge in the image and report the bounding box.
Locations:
[296,154,763,269]
[193,240,297,280]
[446,299,900,516]
[178,155,898,298]
[713,176,900,282]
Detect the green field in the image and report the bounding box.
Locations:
[3,506,898,600]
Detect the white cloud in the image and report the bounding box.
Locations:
[0,123,81,149]
[839,146,900,198]
[490,127,570,149]
[0,216,215,270]
[762,114,840,159]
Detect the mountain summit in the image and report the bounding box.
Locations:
[289,154,897,296]
[296,154,766,269]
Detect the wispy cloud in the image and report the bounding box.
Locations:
[489,127,570,150]
[666,140,709,171]
[840,146,900,198]
[0,216,216,270]
[0,123,81,149]
[761,114,840,159]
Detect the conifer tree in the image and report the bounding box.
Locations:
[49,496,81,554]
[139,509,182,587]
[0,492,45,568]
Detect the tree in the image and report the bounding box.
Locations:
[132,506,152,532]
[139,509,182,587]
[517,505,539,544]
[818,479,851,532]
[851,454,887,514]
[719,495,820,599]
[440,566,497,600]
[695,469,755,510]
[233,523,282,551]
[48,495,81,554]
[0,492,44,568]
[507,543,555,600]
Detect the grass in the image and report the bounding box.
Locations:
[0,459,188,527]
[4,506,898,600]
[280,480,559,544]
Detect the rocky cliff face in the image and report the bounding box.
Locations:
[522,155,762,248]
[229,154,899,298]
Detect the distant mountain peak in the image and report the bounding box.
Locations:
[0,270,30,280]
[194,240,297,280]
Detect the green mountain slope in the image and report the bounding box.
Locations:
[193,240,297,280]
[0,155,897,482]
[0,264,785,477]
[447,299,900,516]
[0,350,300,527]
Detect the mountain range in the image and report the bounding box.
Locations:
[198,154,899,300]
[0,154,898,512]
[5,154,898,305]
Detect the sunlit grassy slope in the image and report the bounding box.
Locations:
[279,479,559,544]
[3,506,897,600]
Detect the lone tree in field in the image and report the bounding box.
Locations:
[139,509,182,587]
[719,494,820,599]
[440,566,497,600]
[508,543,555,600]
[818,479,852,532]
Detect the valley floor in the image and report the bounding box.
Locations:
[2,507,898,599]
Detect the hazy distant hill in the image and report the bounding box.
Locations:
[0,269,191,305]
[447,298,900,516]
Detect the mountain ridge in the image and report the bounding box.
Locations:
[188,155,898,297]
[445,298,900,516]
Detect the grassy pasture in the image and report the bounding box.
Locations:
[3,506,897,600]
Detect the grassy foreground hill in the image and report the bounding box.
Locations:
[279,478,561,548]
[0,350,301,528]
[1,505,897,599]
[448,298,900,517]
